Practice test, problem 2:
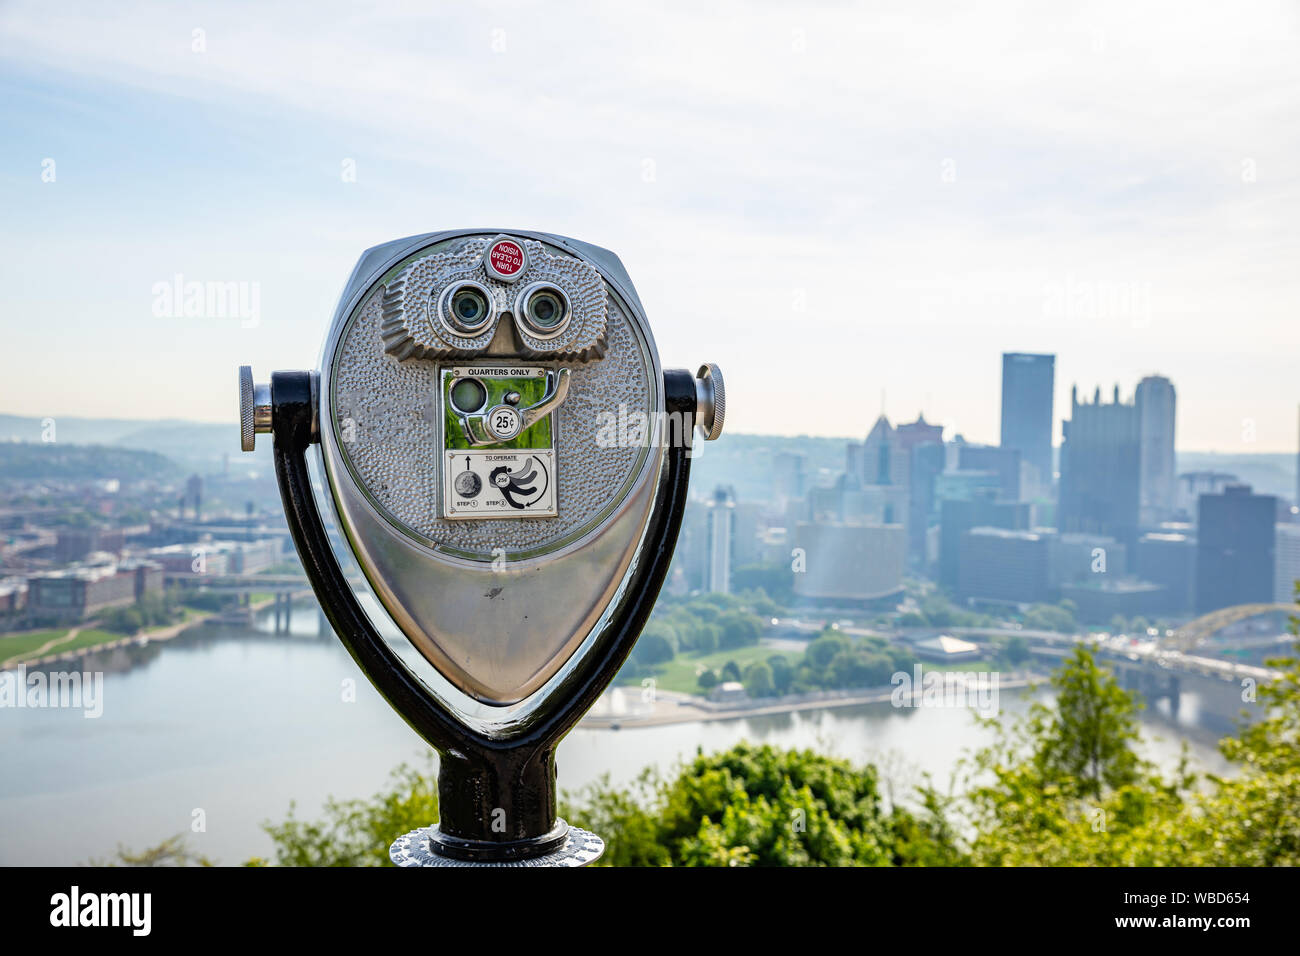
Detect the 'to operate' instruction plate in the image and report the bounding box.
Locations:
[443,450,557,519]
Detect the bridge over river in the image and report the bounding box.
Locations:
[947,603,1295,726]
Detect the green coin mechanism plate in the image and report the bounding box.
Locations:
[440,365,558,520]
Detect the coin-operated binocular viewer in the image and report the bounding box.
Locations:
[240,230,723,866]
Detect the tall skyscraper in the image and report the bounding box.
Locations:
[1000,353,1055,490]
[1195,484,1276,613]
[1059,384,1141,551]
[1136,375,1177,526]
[908,441,946,567]
[705,486,735,594]
[897,414,943,566]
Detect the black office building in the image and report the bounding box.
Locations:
[1000,353,1055,488]
[958,443,1022,501]
[1196,484,1277,613]
[1059,385,1141,551]
[939,492,1031,591]
[1135,532,1196,614]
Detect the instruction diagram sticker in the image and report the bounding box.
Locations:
[443,450,557,519]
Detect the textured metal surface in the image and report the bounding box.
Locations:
[238,366,255,451]
[390,823,604,867]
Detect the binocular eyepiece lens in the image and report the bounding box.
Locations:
[516,284,570,338]
[443,281,494,334]
[454,291,485,322]
[529,292,560,326]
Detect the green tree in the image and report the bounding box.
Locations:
[717,610,762,649]
[1003,634,1030,666]
[91,835,216,867]
[631,623,676,666]
[746,590,780,620]
[742,661,774,697]
[731,564,794,603]
[959,646,1191,866]
[566,744,947,866]
[804,632,848,673]
[262,759,439,866]
[694,623,719,654]
[768,655,794,695]
[1023,603,1076,634]
[920,596,956,627]
[1034,647,1145,798]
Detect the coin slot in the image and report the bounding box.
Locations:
[449,377,488,414]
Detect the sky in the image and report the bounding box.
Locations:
[0,0,1297,451]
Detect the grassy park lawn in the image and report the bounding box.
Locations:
[647,644,802,696]
[914,659,1004,673]
[39,628,126,657]
[0,628,72,666]
[0,628,137,666]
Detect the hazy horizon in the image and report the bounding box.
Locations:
[1,408,1296,461]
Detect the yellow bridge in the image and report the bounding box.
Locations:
[1167,603,1298,652]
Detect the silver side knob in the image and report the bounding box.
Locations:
[239,365,272,452]
[695,363,725,441]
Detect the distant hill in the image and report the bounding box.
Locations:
[1176,452,1296,502]
[0,442,183,482]
[0,414,239,472]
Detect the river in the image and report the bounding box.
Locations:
[0,602,1236,865]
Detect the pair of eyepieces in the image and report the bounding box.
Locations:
[441,280,570,340]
